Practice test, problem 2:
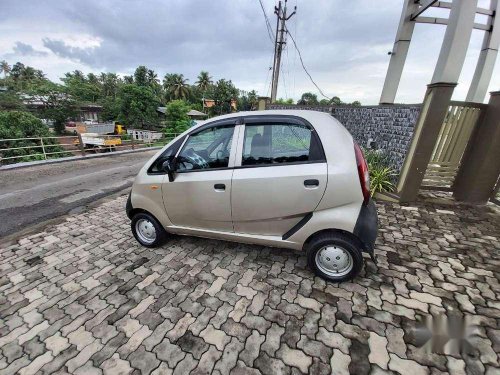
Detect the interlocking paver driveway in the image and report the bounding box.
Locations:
[0,195,499,374]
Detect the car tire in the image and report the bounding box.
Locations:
[131,212,167,248]
[306,232,363,282]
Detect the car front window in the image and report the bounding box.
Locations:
[177,125,234,171]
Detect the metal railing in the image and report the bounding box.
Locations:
[0,132,180,166]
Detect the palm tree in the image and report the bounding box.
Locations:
[196,71,212,92]
[147,69,159,85]
[164,73,190,100]
[0,60,10,78]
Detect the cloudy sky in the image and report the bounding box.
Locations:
[1,0,498,104]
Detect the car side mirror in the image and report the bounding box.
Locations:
[162,159,175,182]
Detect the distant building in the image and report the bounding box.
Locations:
[21,94,102,122]
[203,98,237,111]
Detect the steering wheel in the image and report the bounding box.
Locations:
[179,148,209,170]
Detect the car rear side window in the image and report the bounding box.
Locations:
[242,123,322,166]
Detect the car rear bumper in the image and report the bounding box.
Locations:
[353,199,378,253]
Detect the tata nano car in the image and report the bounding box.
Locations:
[127,110,378,282]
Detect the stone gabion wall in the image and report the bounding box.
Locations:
[266,104,421,173]
[331,105,421,172]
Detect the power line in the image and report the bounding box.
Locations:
[258,0,275,45]
[285,26,331,100]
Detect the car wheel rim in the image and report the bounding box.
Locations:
[315,245,353,277]
[135,218,156,244]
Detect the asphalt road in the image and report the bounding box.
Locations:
[0,150,158,238]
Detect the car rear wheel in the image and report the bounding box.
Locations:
[306,232,363,282]
[131,212,167,248]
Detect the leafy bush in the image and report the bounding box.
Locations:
[165,100,191,134]
[363,148,396,196]
[0,110,67,164]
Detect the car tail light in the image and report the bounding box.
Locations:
[354,142,370,204]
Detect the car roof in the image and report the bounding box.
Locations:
[195,110,340,132]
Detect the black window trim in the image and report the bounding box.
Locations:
[147,114,327,175]
[238,114,326,168]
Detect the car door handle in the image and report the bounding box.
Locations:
[304,179,319,187]
[214,183,226,191]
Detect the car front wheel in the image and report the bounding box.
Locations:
[131,212,167,248]
[306,232,363,282]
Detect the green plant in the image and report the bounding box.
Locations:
[369,165,396,196]
[363,148,396,196]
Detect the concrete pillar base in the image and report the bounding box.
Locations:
[453,91,500,204]
[397,82,457,203]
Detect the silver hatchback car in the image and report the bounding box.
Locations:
[127,110,378,282]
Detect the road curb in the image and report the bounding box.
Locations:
[0,146,162,171]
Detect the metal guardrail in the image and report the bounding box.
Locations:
[0,132,179,165]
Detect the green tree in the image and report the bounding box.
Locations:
[210,79,238,115]
[276,97,294,105]
[0,91,25,111]
[0,111,65,164]
[329,96,343,105]
[165,100,191,134]
[195,71,213,93]
[27,81,78,134]
[0,61,10,78]
[134,65,148,86]
[238,89,258,111]
[297,92,319,105]
[118,84,159,128]
[163,73,190,100]
[351,100,361,106]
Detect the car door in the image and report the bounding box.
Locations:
[161,122,239,232]
[231,116,328,236]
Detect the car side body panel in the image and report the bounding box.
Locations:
[231,162,327,236]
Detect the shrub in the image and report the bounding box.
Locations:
[0,110,67,164]
[363,148,396,196]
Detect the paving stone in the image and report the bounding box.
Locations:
[172,352,197,375]
[66,340,103,372]
[200,324,231,351]
[261,322,285,357]
[330,348,351,375]
[191,345,222,375]
[213,336,245,374]
[101,353,134,375]
[154,338,185,368]
[368,332,389,370]
[277,343,312,373]
[74,360,103,375]
[229,360,263,375]
[240,313,272,335]
[239,329,265,367]
[175,331,209,360]
[18,350,53,375]
[388,353,429,375]
[254,352,289,375]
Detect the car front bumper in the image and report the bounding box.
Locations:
[353,198,378,254]
[126,192,133,219]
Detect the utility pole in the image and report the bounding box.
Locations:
[270,0,296,103]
